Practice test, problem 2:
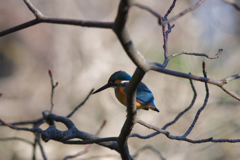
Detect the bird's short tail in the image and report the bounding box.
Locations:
[149,106,160,112]
[147,103,159,112]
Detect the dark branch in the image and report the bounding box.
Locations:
[41,111,119,152]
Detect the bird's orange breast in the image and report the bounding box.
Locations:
[114,85,151,110]
[115,86,127,106]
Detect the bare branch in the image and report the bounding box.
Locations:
[182,61,209,137]
[164,0,177,18]
[162,74,197,129]
[0,137,34,145]
[168,48,223,60]
[77,155,120,160]
[221,74,240,84]
[23,0,44,18]
[162,0,206,25]
[48,70,58,113]
[0,118,43,126]
[63,120,107,160]
[131,75,197,139]
[221,85,240,100]
[223,0,240,10]
[66,89,94,118]
[150,63,240,101]
[0,119,42,133]
[133,2,163,24]
[0,1,113,37]
[132,145,166,160]
[41,111,119,152]
[36,133,47,160]
[63,137,118,145]
[136,118,169,135]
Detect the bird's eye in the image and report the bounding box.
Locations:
[109,81,114,84]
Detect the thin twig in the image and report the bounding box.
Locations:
[162,0,177,62]
[36,133,47,160]
[33,133,37,160]
[0,1,113,37]
[0,118,43,126]
[77,155,120,160]
[48,70,58,113]
[163,74,197,129]
[0,119,42,133]
[0,137,34,145]
[221,74,240,84]
[149,63,240,101]
[66,89,94,118]
[23,0,44,18]
[131,74,197,139]
[181,61,209,138]
[168,49,223,60]
[164,0,177,18]
[132,145,166,160]
[162,0,206,25]
[133,2,163,24]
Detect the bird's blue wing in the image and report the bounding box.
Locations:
[123,82,155,106]
[136,82,155,106]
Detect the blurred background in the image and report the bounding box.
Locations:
[0,0,240,159]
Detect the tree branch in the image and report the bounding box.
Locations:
[223,0,240,10]
[132,145,166,160]
[168,49,223,60]
[0,137,34,145]
[41,111,120,152]
[162,0,206,25]
[0,1,113,37]
[48,70,58,113]
[63,120,107,160]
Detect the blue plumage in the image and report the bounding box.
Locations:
[93,71,159,112]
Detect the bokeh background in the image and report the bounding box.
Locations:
[0,0,240,159]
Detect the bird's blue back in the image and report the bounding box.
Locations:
[123,82,156,107]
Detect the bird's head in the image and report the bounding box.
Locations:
[92,71,131,94]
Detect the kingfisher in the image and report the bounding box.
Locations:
[92,71,159,112]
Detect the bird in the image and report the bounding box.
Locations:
[92,71,159,112]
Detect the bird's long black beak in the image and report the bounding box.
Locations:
[92,83,114,94]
